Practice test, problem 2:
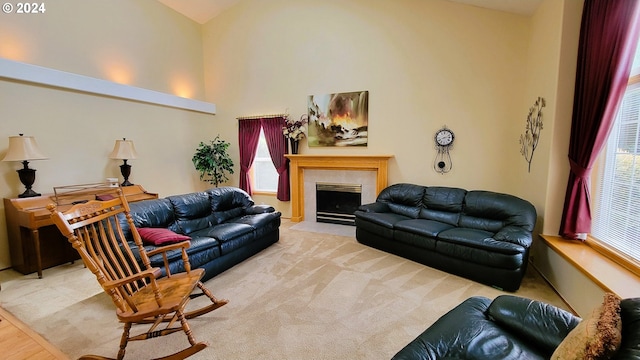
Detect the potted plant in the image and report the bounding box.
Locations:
[192,135,235,187]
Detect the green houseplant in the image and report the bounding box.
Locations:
[192,136,234,187]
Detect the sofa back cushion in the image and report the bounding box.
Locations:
[207,186,255,223]
[376,183,424,219]
[168,192,217,235]
[460,191,536,232]
[117,198,179,241]
[420,187,467,226]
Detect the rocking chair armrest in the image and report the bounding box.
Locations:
[102,268,158,291]
[146,240,191,258]
[146,241,192,277]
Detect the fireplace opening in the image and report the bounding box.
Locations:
[316,182,362,226]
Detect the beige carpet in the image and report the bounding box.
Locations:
[0,220,567,359]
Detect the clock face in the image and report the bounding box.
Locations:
[435,129,454,146]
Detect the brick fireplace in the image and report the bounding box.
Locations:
[285,154,393,222]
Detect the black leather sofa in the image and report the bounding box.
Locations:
[392,295,640,360]
[117,186,281,282]
[355,183,536,291]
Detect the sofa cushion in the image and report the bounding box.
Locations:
[354,217,395,240]
[551,293,622,360]
[435,228,526,269]
[487,295,580,354]
[355,211,413,229]
[245,204,276,214]
[208,186,254,211]
[462,191,537,232]
[394,219,454,238]
[419,207,461,227]
[377,183,424,218]
[229,212,281,227]
[190,222,254,242]
[168,192,219,234]
[118,199,180,241]
[227,212,281,239]
[213,208,244,224]
[424,186,466,210]
[138,228,191,246]
[128,198,176,228]
[437,228,525,255]
[394,229,438,250]
[145,236,221,269]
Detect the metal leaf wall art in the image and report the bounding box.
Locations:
[519,97,545,173]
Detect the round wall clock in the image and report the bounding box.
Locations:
[435,128,454,146]
[434,126,454,174]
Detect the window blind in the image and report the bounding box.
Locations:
[593,81,640,264]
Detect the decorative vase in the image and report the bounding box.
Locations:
[290,138,299,154]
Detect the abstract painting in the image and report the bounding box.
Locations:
[307,90,368,147]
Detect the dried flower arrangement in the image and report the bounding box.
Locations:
[282,114,309,141]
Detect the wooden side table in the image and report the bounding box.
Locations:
[4,184,158,278]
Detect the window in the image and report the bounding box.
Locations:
[251,128,278,193]
[592,41,640,266]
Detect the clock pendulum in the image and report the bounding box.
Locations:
[434,126,454,174]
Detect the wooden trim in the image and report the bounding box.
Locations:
[252,190,276,196]
[284,154,393,222]
[539,235,640,299]
[586,236,640,278]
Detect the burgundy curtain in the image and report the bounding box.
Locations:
[559,0,640,239]
[261,117,290,201]
[238,119,262,195]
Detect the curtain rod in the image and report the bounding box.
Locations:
[236,113,288,120]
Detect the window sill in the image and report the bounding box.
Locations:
[251,191,276,196]
[539,235,640,299]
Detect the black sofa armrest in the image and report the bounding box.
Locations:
[486,295,580,354]
[392,296,493,360]
[245,204,275,214]
[357,202,390,213]
[493,226,533,248]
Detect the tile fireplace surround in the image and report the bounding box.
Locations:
[285,154,393,222]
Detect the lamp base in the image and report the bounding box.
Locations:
[16,164,41,198]
[18,188,41,198]
[119,161,134,187]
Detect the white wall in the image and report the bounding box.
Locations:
[0,0,215,270]
[202,0,534,218]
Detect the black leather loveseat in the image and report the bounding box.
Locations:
[117,186,281,282]
[392,295,640,360]
[355,183,536,291]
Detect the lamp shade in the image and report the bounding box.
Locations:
[109,138,138,160]
[2,134,48,162]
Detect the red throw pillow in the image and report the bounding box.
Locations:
[137,228,190,246]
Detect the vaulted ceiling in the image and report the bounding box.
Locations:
[156,0,543,24]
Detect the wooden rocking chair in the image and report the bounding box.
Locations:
[48,188,228,360]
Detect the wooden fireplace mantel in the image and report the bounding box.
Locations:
[285,154,393,222]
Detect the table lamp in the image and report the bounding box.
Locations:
[109,138,138,186]
[2,134,49,198]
